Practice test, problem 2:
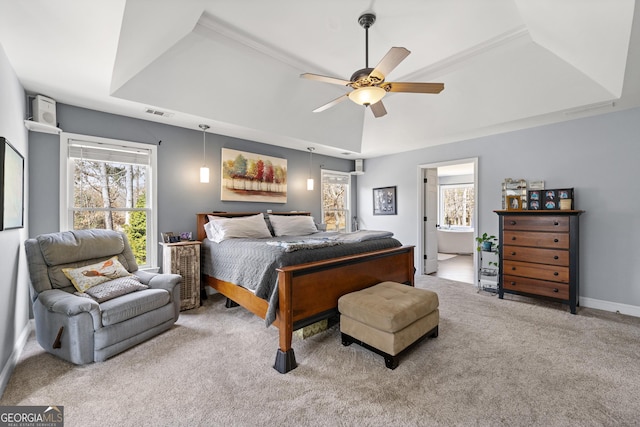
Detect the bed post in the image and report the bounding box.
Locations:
[274,269,296,373]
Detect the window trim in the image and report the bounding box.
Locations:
[320,169,352,232]
[59,132,158,268]
[438,182,475,229]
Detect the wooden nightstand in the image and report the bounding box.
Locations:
[161,241,201,311]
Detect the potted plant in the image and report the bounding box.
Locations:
[476,232,498,252]
[477,233,499,277]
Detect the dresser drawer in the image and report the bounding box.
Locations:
[502,245,568,266]
[502,274,569,300]
[503,231,569,249]
[503,215,569,232]
[503,260,569,283]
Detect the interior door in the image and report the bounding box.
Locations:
[423,168,438,274]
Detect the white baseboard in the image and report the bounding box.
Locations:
[580,297,640,318]
[0,320,32,399]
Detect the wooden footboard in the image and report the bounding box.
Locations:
[203,245,415,373]
[274,245,414,373]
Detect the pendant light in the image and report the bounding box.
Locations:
[199,124,210,183]
[307,147,315,191]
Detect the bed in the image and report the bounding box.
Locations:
[196,211,415,373]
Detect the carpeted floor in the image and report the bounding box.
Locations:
[2,275,640,426]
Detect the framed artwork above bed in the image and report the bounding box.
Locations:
[221,148,287,203]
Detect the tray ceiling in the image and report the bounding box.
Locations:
[1,0,638,158]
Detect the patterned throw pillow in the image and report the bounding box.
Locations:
[74,276,148,303]
[62,256,132,293]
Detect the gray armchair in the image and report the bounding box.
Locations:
[25,229,181,364]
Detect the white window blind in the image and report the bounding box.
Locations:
[68,139,151,166]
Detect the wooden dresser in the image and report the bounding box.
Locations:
[495,210,583,313]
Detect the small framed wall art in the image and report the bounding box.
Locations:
[506,195,522,211]
[373,186,397,215]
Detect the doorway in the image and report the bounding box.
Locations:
[418,158,478,284]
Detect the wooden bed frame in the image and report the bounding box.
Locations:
[196,212,415,373]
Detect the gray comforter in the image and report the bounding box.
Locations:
[201,231,402,326]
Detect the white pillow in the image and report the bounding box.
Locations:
[268,215,318,237]
[206,213,271,243]
[204,221,219,241]
[205,215,227,241]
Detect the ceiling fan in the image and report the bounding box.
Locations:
[301,13,444,118]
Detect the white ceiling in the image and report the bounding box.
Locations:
[1,0,639,159]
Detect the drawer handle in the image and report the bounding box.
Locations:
[511,267,516,271]
[510,281,516,286]
[553,288,559,293]
[511,251,516,256]
[554,221,559,226]
[554,238,559,243]
[553,272,559,276]
[554,255,559,260]
[510,220,516,225]
[511,236,516,241]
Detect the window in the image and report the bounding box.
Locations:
[321,170,351,232]
[439,183,474,228]
[60,133,157,268]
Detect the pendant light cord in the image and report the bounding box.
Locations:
[308,147,314,177]
[199,124,210,164]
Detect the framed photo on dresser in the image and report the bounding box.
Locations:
[527,190,541,210]
[543,190,558,210]
[506,195,522,211]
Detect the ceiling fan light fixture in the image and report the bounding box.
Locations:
[301,12,443,117]
[348,86,386,106]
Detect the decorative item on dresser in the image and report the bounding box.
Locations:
[161,240,201,310]
[495,210,584,314]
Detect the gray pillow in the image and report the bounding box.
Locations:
[74,276,148,303]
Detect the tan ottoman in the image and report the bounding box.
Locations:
[338,281,439,369]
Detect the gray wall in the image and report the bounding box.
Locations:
[28,104,354,265]
[0,44,30,396]
[357,107,640,312]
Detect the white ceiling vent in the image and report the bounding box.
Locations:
[144,108,174,118]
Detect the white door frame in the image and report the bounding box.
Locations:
[422,167,439,274]
[417,158,479,280]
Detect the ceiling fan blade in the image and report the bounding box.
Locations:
[369,100,387,118]
[384,82,445,94]
[369,47,411,81]
[300,73,352,86]
[313,94,349,113]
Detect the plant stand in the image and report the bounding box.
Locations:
[477,248,498,293]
